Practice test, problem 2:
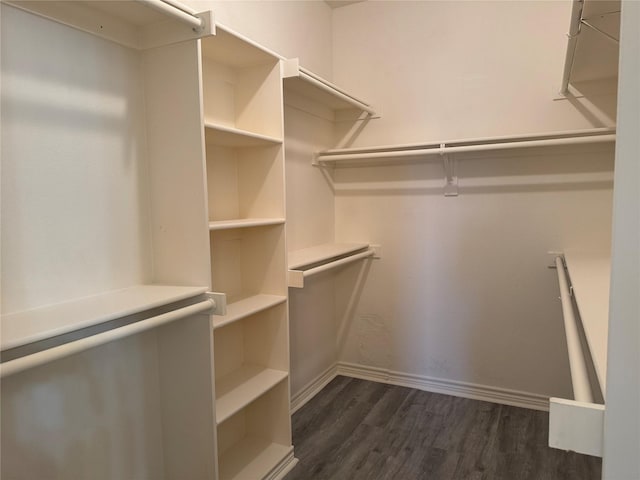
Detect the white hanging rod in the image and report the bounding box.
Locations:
[316,130,615,163]
[288,249,375,288]
[0,299,215,378]
[299,68,376,115]
[555,256,594,403]
[137,0,204,30]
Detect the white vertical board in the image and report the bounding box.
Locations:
[549,397,605,457]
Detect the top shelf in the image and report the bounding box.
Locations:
[563,249,611,394]
[1,284,209,351]
[4,0,214,50]
[288,243,370,270]
[283,59,376,116]
[201,23,282,68]
[562,0,620,91]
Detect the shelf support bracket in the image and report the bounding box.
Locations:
[206,292,227,316]
[440,143,458,197]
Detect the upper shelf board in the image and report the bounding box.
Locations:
[201,23,282,68]
[288,243,370,270]
[563,249,611,394]
[204,123,283,148]
[1,284,209,351]
[282,59,376,115]
[4,0,214,50]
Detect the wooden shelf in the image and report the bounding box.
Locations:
[209,218,285,231]
[283,60,375,115]
[201,24,281,68]
[1,285,209,351]
[216,365,288,424]
[218,437,294,480]
[563,249,611,393]
[288,243,370,270]
[212,294,287,330]
[4,0,213,50]
[204,123,282,148]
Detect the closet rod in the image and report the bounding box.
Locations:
[0,299,215,378]
[302,249,375,278]
[299,69,376,115]
[555,256,594,403]
[138,0,204,30]
[316,133,615,163]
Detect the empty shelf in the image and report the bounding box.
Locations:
[288,243,370,270]
[283,60,375,115]
[218,437,294,480]
[212,294,287,330]
[1,284,209,351]
[216,365,288,424]
[204,123,283,147]
[209,218,286,231]
[563,249,611,393]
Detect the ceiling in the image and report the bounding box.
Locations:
[325,0,365,9]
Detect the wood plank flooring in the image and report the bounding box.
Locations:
[285,376,601,480]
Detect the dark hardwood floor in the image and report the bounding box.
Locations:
[285,376,601,480]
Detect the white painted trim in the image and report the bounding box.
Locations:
[268,450,298,480]
[336,362,550,412]
[290,364,338,414]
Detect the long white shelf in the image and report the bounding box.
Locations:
[218,437,294,480]
[283,59,375,116]
[288,243,375,288]
[288,243,370,270]
[216,365,288,425]
[316,128,616,164]
[563,249,611,394]
[204,123,283,148]
[1,284,209,351]
[212,294,287,330]
[4,0,213,50]
[209,218,286,231]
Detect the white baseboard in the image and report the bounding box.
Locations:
[336,361,550,412]
[290,364,338,414]
[269,449,298,480]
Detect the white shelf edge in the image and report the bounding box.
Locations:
[204,122,283,146]
[1,284,209,351]
[282,59,376,116]
[209,218,286,231]
[215,365,289,425]
[288,243,370,270]
[218,437,294,480]
[212,294,287,330]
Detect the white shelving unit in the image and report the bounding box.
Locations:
[1,2,216,478]
[201,24,296,479]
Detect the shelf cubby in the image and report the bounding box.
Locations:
[210,225,286,302]
[206,144,285,223]
[201,30,283,140]
[217,381,295,480]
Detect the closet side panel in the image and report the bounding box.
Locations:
[143,41,211,287]
[0,5,151,313]
[284,100,337,397]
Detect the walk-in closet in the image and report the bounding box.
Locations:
[1,1,638,479]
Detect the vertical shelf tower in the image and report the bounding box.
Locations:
[200,26,296,479]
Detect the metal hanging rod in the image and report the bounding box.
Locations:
[315,129,616,163]
[555,256,594,403]
[137,0,204,30]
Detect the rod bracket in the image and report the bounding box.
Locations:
[206,292,227,316]
[440,143,458,197]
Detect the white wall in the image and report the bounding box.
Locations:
[333,1,617,146]
[182,0,333,78]
[331,1,615,400]
[603,1,640,477]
